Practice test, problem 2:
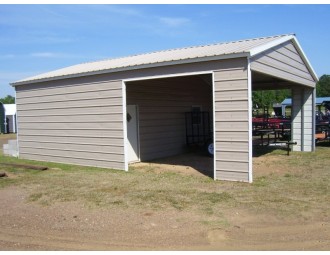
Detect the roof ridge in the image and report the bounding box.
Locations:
[79,33,294,66]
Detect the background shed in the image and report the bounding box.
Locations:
[0,102,5,134]
[3,104,17,133]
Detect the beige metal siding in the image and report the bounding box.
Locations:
[126,75,212,161]
[292,87,315,152]
[250,41,315,87]
[16,79,125,170]
[213,58,249,182]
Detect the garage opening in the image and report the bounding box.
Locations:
[125,73,214,177]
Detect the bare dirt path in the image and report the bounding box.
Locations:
[0,185,329,250]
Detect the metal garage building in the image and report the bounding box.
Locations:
[11,34,318,182]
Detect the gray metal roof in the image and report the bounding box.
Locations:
[12,34,297,86]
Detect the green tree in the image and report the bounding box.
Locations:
[252,89,290,108]
[0,95,15,104]
[316,74,330,97]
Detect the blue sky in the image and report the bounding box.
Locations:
[1,4,329,97]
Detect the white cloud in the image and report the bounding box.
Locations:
[102,5,144,17]
[29,52,81,58]
[159,17,190,27]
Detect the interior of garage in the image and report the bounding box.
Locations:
[125,73,214,177]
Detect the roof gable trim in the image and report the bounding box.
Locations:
[291,37,319,82]
[249,34,295,57]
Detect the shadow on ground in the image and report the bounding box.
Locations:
[133,147,214,178]
[253,145,289,157]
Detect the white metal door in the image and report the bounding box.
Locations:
[127,105,140,163]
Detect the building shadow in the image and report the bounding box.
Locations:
[253,145,288,157]
[136,149,214,178]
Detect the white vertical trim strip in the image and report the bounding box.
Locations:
[12,115,15,133]
[136,105,141,162]
[312,88,316,151]
[122,81,128,171]
[301,88,305,151]
[15,90,19,157]
[247,58,253,183]
[212,71,216,180]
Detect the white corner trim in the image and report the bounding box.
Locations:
[15,90,19,157]
[249,35,295,57]
[136,105,141,162]
[122,81,128,172]
[312,88,316,151]
[212,71,216,180]
[247,58,253,183]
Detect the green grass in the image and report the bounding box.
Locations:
[1,144,329,224]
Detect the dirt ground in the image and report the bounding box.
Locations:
[0,134,329,250]
[0,186,328,251]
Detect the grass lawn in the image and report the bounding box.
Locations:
[1,138,329,225]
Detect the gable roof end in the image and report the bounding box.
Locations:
[249,34,318,82]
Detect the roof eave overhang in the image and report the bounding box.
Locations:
[11,52,250,87]
[249,34,319,83]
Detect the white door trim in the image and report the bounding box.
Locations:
[122,81,128,171]
[123,70,213,83]
[126,104,140,164]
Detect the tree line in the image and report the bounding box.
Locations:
[0,95,15,104]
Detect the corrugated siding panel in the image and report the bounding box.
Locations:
[292,88,302,150]
[16,80,122,98]
[18,97,122,110]
[18,114,122,123]
[250,41,315,87]
[215,170,249,182]
[216,141,249,152]
[214,58,249,182]
[17,106,123,117]
[126,75,212,161]
[292,87,315,152]
[302,88,314,152]
[16,79,125,170]
[18,153,124,169]
[19,135,123,146]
